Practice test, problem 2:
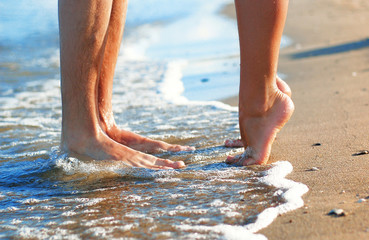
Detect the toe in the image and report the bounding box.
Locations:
[276,76,292,98]
[184,146,196,151]
[241,158,257,166]
[224,139,244,148]
[155,158,186,169]
[172,160,186,169]
[175,145,195,152]
[226,154,241,164]
[166,144,195,152]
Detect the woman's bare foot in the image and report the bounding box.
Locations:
[62,129,185,170]
[226,89,294,166]
[224,76,292,148]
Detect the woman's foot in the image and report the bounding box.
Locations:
[226,88,294,166]
[224,76,292,148]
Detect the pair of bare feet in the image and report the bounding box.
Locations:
[62,116,195,170]
[62,119,194,170]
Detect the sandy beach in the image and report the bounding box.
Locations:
[222,1,369,239]
[0,1,367,238]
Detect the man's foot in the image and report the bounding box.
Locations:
[226,89,294,166]
[224,139,244,148]
[62,130,185,170]
[224,76,292,148]
[98,108,195,153]
[105,125,195,153]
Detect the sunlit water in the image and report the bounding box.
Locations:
[0,0,306,239]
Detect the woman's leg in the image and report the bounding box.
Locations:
[226,0,294,165]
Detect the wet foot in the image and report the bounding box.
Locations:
[103,124,195,154]
[226,89,294,166]
[62,130,185,170]
[224,139,244,148]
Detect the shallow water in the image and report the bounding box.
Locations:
[0,1,306,239]
[0,59,284,238]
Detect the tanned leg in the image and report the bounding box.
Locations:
[224,76,291,148]
[226,0,294,165]
[97,0,194,153]
[59,0,185,169]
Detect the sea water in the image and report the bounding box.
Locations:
[0,0,307,239]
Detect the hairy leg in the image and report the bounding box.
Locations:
[226,0,293,165]
[97,1,194,153]
[58,0,185,169]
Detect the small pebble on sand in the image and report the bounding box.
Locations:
[312,143,321,146]
[307,167,320,171]
[328,208,347,217]
[357,199,366,203]
[352,150,369,156]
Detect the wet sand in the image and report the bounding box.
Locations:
[222,1,369,239]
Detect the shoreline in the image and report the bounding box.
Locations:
[221,1,369,239]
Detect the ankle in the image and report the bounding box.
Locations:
[61,124,102,153]
[239,90,279,116]
[239,90,294,118]
[99,109,116,133]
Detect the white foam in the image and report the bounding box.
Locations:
[20,198,43,205]
[177,224,267,240]
[158,60,189,104]
[171,162,308,239]
[210,199,225,207]
[244,161,309,234]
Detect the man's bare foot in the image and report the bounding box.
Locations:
[224,139,244,148]
[98,111,195,153]
[61,129,185,170]
[106,125,195,153]
[224,76,292,148]
[226,89,294,166]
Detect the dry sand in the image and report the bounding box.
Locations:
[222,1,369,239]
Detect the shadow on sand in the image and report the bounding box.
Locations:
[291,38,369,59]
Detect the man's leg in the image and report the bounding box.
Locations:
[97,0,194,154]
[59,0,185,169]
[226,0,294,165]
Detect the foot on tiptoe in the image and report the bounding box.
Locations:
[224,76,292,149]
[226,89,294,166]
